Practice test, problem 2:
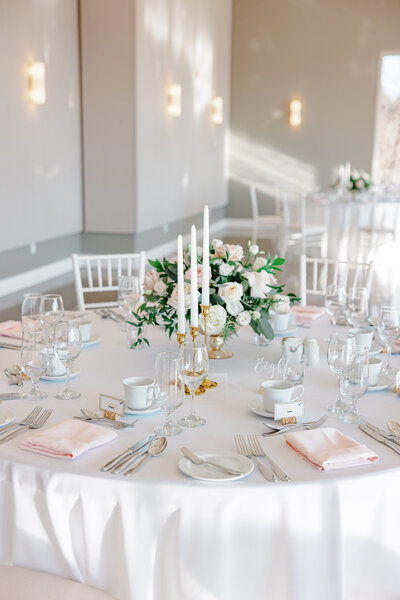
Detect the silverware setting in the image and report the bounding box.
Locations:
[0,407,52,445]
[124,437,167,477]
[234,434,278,482]
[363,422,400,447]
[0,343,21,351]
[247,434,291,482]
[101,434,157,472]
[359,423,400,455]
[0,393,22,400]
[74,408,137,429]
[94,308,124,322]
[261,415,328,437]
[181,447,244,476]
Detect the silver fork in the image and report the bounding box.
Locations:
[247,434,291,482]
[0,408,52,445]
[261,415,327,437]
[263,416,326,432]
[234,434,278,482]
[0,406,42,437]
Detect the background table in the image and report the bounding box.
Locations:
[0,315,400,600]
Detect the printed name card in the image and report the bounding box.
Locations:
[274,400,304,420]
[99,393,125,419]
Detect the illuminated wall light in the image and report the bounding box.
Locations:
[289,99,302,127]
[211,96,223,124]
[167,83,182,117]
[28,62,46,105]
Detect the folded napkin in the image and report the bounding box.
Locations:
[291,305,326,323]
[285,427,378,470]
[0,320,23,340]
[21,418,117,459]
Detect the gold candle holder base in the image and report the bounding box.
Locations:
[200,304,218,388]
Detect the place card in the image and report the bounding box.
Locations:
[99,393,126,419]
[394,372,400,394]
[274,400,304,420]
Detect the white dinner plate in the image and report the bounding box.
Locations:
[248,398,305,425]
[41,369,80,382]
[0,407,15,427]
[125,403,160,416]
[367,375,393,392]
[82,336,102,349]
[369,344,383,357]
[179,450,254,482]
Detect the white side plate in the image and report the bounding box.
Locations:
[0,407,15,427]
[179,450,254,482]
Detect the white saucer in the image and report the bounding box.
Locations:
[369,345,383,357]
[179,450,254,482]
[248,398,305,425]
[0,407,15,427]
[41,369,80,382]
[272,325,297,336]
[367,375,392,392]
[125,403,160,415]
[82,336,102,348]
[64,310,88,320]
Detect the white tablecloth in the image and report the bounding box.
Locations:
[1,315,400,600]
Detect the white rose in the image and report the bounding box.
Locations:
[143,269,159,292]
[362,172,370,182]
[249,244,259,255]
[218,282,243,304]
[219,263,234,277]
[154,281,168,296]
[249,271,277,299]
[237,311,251,327]
[226,301,243,316]
[273,293,290,314]
[199,304,227,335]
[352,170,360,180]
[243,271,255,287]
[215,243,244,262]
[252,257,267,271]
[212,239,224,249]
[237,265,244,273]
[252,310,261,320]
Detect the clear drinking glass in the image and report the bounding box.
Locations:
[346,287,369,327]
[327,332,356,413]
[278,356,306,384]
[21,293,43,330]
[178,342,208,428]
[54,322,82,400]
[325,284,346,326]
[377,307,400,377]
[339,345,369,424]
[21,328,49,401]
[154,352,185,436]
[118,276,141,318]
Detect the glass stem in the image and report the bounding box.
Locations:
[338,375,343,402]
[386,344,392,369]
[31,376,40,398]
[64,363,72,394]
[164,409,173,429]
[189,390,196,419]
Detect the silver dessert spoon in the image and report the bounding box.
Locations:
[124,437,167,476]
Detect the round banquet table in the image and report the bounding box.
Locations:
[1,314,400,600]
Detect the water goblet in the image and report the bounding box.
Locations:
[21,328,49,401]
[377,307,400,378]
[346,287,369,327]
[178,342,208,428]
[21,293,43,330]
[326,332,356,413]
[325,284,346,327]
[54,322,82,400]
[339,345,369,424]
[154,352,185,436]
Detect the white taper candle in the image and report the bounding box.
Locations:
[190,225,198,327]
[177,235,185,334]
[202,206,210,306]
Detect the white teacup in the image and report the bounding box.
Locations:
[261,379,304,413]
[123,376,154,410]
[349,328,374,350]
[46,355,66,376]
[368,357,382,386]
[76,320,92,343]
[270,312,290,332]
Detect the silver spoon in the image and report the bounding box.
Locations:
[124,437,167,476]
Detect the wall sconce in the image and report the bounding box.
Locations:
[289,99,301,127]
[211,96,223,124]
[28,62,46,105]
[167,84,182,117]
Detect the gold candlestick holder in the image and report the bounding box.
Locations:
[200,304,218,389]
[178,328,205,395]
[176,332,186,348]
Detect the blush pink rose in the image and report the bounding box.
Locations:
[168,283,192,309]
[143,269,160,292]
[214,244,244,262]
[187,264,211,287]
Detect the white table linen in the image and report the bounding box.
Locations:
[0,314,400,599]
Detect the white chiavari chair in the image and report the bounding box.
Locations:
[71,252,146,311]
[250,185,285,244]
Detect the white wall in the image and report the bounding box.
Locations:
[0,0,82,252]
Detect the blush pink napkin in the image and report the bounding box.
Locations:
[21,418,118,459]
[291,305,326,323]
[285,427,378,470]
[0,320,23,340]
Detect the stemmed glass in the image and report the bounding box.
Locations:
[21,293,43,330]
[53,323,82,400]
[154,352,185,436]
[21,328,49,401]
[327,332,356,413]
[377,307,400,377]
[178,342,208,428]
[339,345,369,424]
[118,276,142,318]
[346,287,369,327]
[325,284,346,327]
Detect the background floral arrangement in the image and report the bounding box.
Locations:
[128,240,299,347]
[348,169,372,191]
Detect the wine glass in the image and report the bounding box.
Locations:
[153,352,185,436]
[346,287,369,327]
[377,307,400,377]
[118,276,141,318]
[178,342,208,428]
[327,332,356,413]
[325,284,346,326]
[21,293,43,330]
[21,328,49,401]
[339,345,369,424]
[40,294,65,374]
[53,322,82,400]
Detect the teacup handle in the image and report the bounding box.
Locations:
[146,384,154,406]
[292,385,304,401]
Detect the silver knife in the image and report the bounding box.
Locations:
[365,422,400,447]
[101,435,156,471]
[0,393,21,399]
[181,447,244,476]
[359,424,400,455]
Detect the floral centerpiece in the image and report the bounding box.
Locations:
[128,240,299,347]
[348,169,372,192]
